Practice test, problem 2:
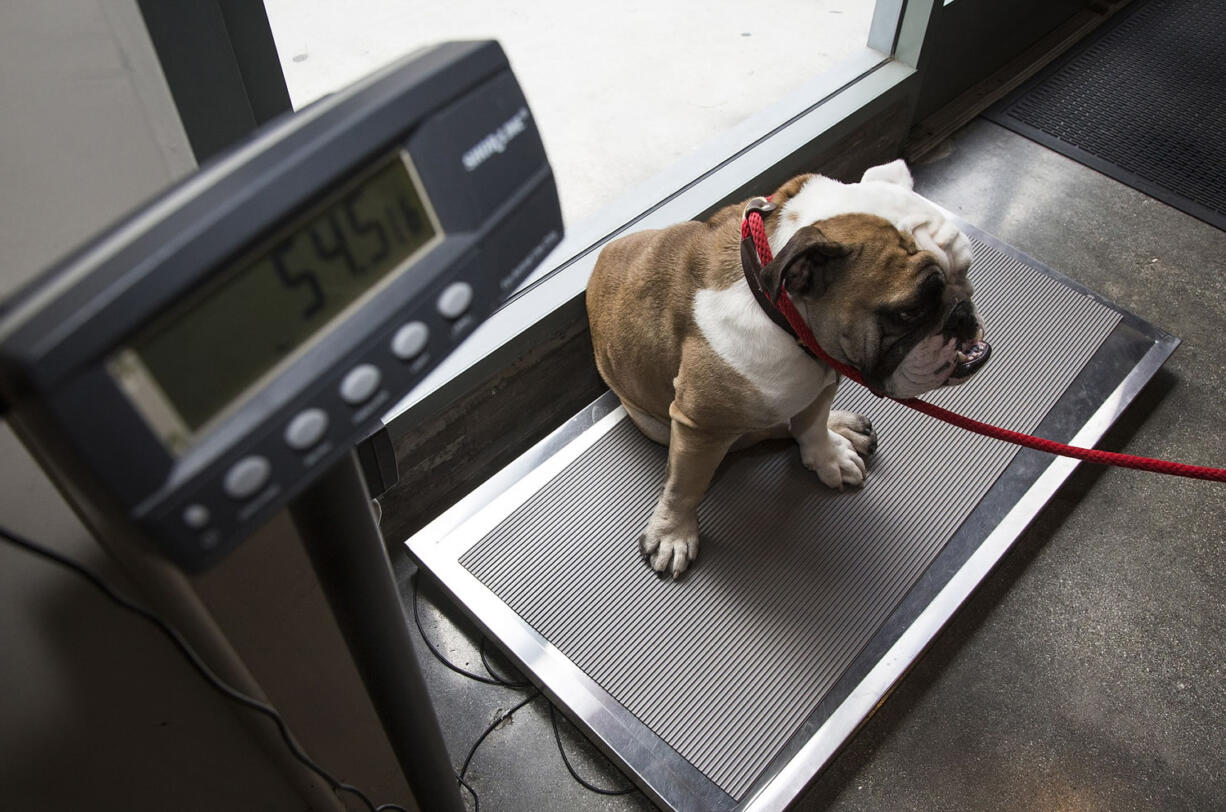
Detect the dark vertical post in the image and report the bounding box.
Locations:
[137,0,293,163]
[290,449,463,812]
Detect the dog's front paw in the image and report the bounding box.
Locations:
[801,430,866,490]
[639,510,699,579]
[829,409,877,456]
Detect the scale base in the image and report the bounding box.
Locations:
[406,222,1176,810]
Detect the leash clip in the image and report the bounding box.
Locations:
[742,196,777,220]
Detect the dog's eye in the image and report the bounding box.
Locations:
[895,309,921,324]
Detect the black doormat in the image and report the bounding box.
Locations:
[984,0,1226,231]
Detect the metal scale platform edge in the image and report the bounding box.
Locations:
[404,217,1177,811]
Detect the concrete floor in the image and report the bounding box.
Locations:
[793,119,1226,811]
[394,117,1226,810]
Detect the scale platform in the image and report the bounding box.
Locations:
[405,220,1177,810]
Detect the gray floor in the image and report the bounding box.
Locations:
[395,119,1226,810]
[795,120,1226,811]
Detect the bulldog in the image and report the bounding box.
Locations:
[585,160,990,579]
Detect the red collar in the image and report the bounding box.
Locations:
[739,198,879,394]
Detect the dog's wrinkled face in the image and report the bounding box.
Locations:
[762,162,990,398]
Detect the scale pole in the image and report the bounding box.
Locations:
[290,448,464,812]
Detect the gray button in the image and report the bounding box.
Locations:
[224,456,271,500]
[340,364,381,405]
[285,408,329,450]
[436,282,473,319]
[182,504,211,530]
[391,321,429,360]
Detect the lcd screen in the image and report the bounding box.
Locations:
[111,150,439,453]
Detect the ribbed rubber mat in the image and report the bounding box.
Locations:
[985,0,1226,230]
[460,239,1120,799]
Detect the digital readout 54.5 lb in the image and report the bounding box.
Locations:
[0,41,562,571]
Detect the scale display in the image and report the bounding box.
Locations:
[111,151,441,454]
[0,41,562,571]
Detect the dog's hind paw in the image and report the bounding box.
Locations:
[639,515,699,579]
[829,410,878,456]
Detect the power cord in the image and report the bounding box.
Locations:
[458,689,542,812]
[409,571,638,808]
[479,636,532,689]
[0,523,408,812]
[410,571,515,687]
[547,703,640,797]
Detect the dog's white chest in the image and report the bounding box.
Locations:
[692,283,833,421]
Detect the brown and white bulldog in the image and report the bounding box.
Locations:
[585,160,990,578]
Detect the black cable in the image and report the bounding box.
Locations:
[410,570,639,805]
[411,570,537,810]
[478,635,531,688]
[460,690,542,783]
[0,524,408,812]
[547,704,638,796]
[411,571,515,687]
[478,627,634,796]
[457,773,481,812]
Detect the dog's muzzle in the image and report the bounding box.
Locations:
[946,300,991,382]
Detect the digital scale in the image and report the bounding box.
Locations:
[0,39,560,573]
[0,40,560,812]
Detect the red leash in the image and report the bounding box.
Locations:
[741,204,1226,482]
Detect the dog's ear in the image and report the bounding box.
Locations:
[861,159,914,190]
[761,225,852,300]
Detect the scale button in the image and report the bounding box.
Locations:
[182,504,211,529]
[391,321,429,360]
[285,408,329,450]
[224,456,271,500]
[340,364,381,405]
[436,282,473,319]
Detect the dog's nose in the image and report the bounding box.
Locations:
[944,300,979,341]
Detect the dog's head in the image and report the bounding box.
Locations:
[760,160,990,398]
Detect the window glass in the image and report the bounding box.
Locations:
[263,1,875,226]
